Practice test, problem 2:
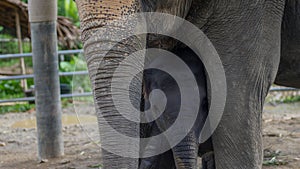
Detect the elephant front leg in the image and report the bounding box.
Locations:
[139,123,174,169]
[201,151,215,169]
[75,0,147,168]
[195,1,286,168]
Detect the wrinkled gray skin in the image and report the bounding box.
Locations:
[75,0,300,168]
[140,47,214,169]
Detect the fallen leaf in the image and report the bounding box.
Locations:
[60,160,71,165]
[88,164,102,168]
[39,159,48,163]
[0,142,6,147]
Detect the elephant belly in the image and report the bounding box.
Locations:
[275,0,300,88]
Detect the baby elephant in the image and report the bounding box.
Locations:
[139,47,215,169]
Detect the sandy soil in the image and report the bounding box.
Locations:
[262,102,300,169]
[0,101,299,169]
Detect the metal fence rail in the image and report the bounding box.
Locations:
[0,50,92,104]
[0,71,88,81]
[269,87,299,92]
[0,50,299,104]
[0,93,93,104]
[0,49,83,59]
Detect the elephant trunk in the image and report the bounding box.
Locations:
[172,133,198,169]
[75,0,145,168]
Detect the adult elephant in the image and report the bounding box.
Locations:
[74,0,300,168]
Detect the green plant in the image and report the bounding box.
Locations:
[282,95,300,103]
[0,34,32,54]
[61,98,73,108]
[64,0,79,23]
[59,56,75,85]
[263,149,288,166]
[0,38,18,54]
[0,58,19,67]
[57,0,79,26]
[0,37,32,67]
[0,79,33,115]
[59,55,92,93]
[72,56,92,92]
[0,104,35,114]
[0,80,24,99]
[88,164,103,168]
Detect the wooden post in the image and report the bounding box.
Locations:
[15,9,27,90]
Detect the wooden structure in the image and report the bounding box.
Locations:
[0,0,80,48]
[0,0,80,91]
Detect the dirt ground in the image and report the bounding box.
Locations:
[0,101,299,169]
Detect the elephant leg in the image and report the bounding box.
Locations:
[201,152,215,169]
[140,84,176,169]
[187,1,286,168]
[140,151,176,169]
[199,138,215,169]
[139,124,176,169]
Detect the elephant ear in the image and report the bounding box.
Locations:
[140,0,193,18]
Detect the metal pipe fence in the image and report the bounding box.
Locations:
[0,50,299,103]
[0,49,83,59]
[0,50,92,104]
[0,71,88,81]
[269,87,299,92]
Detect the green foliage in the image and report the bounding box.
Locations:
[0,58,19,67]
[26,78,34,89]
[60,58,75,85]
[58,0,66,16]
[0,80,24,99]
[58,0,79,25]
[282,95,300,103]
[0,80,27,114]
[267,94,300,103]
[0,34,19,54]
[0,0,82,114]
[0,104,34,114]
[0,42,17,54]
[263,149,288,166]
[24,57,33,67]
[88,164,103,168]
[61,98,73,108]
[0,38,30,54]
[0,33,32,67]
[59,55,92,93]
[263,157,288,166]
[64,0,79,23]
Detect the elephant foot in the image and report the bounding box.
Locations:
[139,158,157,169]
[201,151,215,169]
[139,150,176,169]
